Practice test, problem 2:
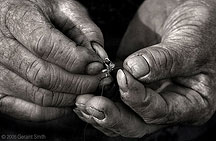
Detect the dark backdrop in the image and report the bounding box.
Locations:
[78,0,143,59]
[1,0,216,141]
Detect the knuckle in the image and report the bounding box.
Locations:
[6,1,41,30]
[32,87,75,107]
[66,47,93,72]
[55,94,76,106]
[72,77,83,94]
[188,78,215,125]
[41,92,64,107]
[33,67,49,88]
[0,1,13,38]
[26,60,51,89]
[32,88,53,107]
[78,76,98,94]
[34,32,52,58]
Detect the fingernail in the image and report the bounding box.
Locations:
[80,111,92,119]
[74,108,92,118]
[86,107,105,120]
[73,108,83,117]
[117,69,128,92]
[126,56,150,78]
[75,103,91,117]
[75,103,86,111]
[91,42,108,59]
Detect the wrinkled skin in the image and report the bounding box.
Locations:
[75,0,216,138]
[0,0,108,121]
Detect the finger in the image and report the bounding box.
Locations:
[84,96,163,138]
[123,2,214,83]
[91,42,108,60]
[0,96,72,121]
[0,65,77,107]
[0,37,102,94]
[86,61,104,75]
[76,94,105,123]
[51,0,104,47]
[73,108,118,137]
[5,1,102,73]
[87,42,111,77]
[86,43,109,75]
[117,69,214,125]
[118,0,180,60]
[173,74,216,124]
[75,95,118,137]
[123,43,202,83]
[117,69,169,124]
[76,94,95,114]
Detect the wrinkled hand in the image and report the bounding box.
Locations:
[0,0,107,121]
[74,0,216,138]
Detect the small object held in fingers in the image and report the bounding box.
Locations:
[103,58,115,76]
[99,59,123,100]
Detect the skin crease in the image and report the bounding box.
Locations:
[0,0,110,121]
[75,0,216,138]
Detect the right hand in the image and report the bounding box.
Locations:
[0,0,106,121]
[75,0,216,138]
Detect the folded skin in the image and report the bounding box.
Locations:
[75,0,216,138]
[0,0,110,121]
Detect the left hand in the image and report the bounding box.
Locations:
[74,0,216,138]
[0,0,108,121]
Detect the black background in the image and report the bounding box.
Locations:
[78,0,143,60]
[1,0,216,141]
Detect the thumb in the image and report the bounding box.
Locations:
[123,43,203,82]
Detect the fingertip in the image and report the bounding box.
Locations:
[124,55,150,79]
[86,106,105,120]
[92,116,105,124]
[86,62,104,75]
[91,42,108,59]
[85,96,108,112]
[76,94,94,111]
[85,96,119,124]
[76,94,94,104]
[117,70,147,105]
[117,69,128,92]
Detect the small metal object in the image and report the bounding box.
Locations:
[102,58,115,77]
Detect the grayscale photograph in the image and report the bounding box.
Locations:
[0,0,216,141]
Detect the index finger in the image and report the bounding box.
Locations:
[117,70,214,125]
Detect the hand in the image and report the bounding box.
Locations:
[74,0,216,138]
[0,0,107,121]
